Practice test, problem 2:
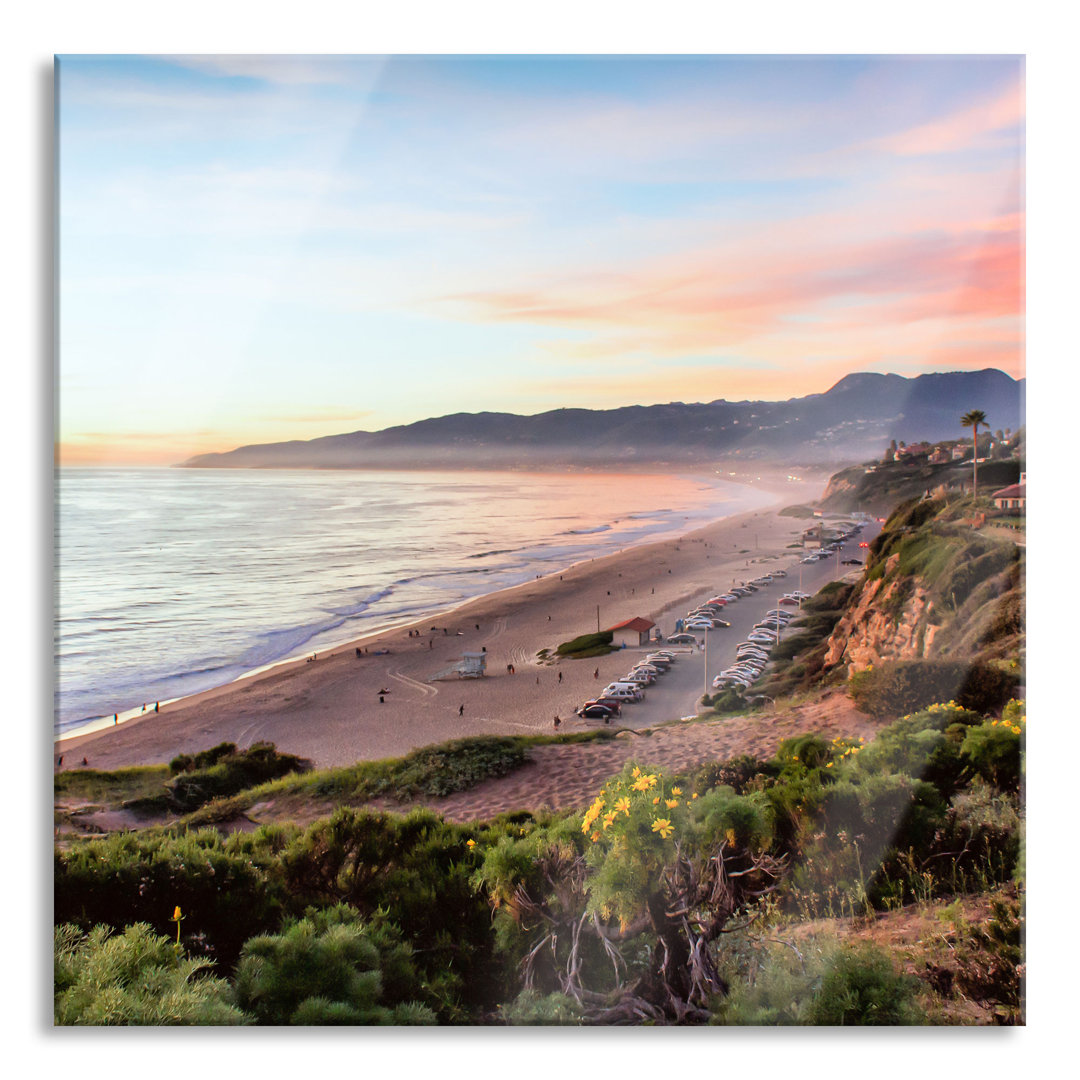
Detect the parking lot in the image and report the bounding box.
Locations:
[594,520,882,729]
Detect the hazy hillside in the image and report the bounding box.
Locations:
[181,368,1024,470]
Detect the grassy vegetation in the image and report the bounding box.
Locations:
[57,731,623,831]
[54,693,1024,1025]
[55,765,170,807]
[556,630,616,659]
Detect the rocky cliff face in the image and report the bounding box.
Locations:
[823,553,943,673]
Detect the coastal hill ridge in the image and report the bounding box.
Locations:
[180,368,1024,470]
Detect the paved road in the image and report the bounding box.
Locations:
[610,521,883,729]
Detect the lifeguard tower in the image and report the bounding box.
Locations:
[431,651,488,681]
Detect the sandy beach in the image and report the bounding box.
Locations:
[57,471,829,771]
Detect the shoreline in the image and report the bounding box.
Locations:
[55,466,777,738]
[56,469,825,769]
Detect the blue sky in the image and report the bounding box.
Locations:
[56,53,1023,463]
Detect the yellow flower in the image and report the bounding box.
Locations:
[466,839,476,849]
[632,776,651,792]
[632,766,641,778]
[665,798,679,809]
[651,818,674,839]
[602,810,618,829]
[692,793,698,799]
[171,906,182,922]
[615,796,631,816]
[591,831,600,842]
[671,787,682,796]
[652,796,660,804]
[1012,726,1022,735]
[825,762,833,768]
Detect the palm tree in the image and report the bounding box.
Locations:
[961,409,988,497]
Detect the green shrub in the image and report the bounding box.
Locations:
[501,989,584,1025]
[54,827,291,971]
[165,742,312,811]
[849,661,1019,719]
[556,631,615,657]
[776,734,832,774]
[54,923,246,1025]
[709,688,748,714]
[961,723,1022,792]
[232,906,435,1025]
[280,807,507,1020]
[375,737,526,798]
[806,944,924,1025]
[693,755,778,796]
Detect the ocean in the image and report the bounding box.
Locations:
[55,467,777,736]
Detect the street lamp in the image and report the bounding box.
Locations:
[703,633,709,703]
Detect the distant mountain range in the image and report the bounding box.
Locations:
[180,368,1024,471]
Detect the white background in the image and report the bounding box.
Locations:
[4,1,1070,1072]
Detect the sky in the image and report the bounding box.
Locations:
[56,53,1024,465]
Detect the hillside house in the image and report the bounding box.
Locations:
[606,616,656,648]
[992,472,1026,511]
[896,441,933,459]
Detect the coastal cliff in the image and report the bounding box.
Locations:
[820,497,1024,685]
[823,554,942,672]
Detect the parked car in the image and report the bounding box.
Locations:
[601,685,644,701]
[842,558,862,566]
[578,704,618,720]
[771,570,788,578]
[666,632,698,644]
[582,698,622,714]
[684,620,715,631]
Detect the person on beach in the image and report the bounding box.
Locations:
[57,755,63,767]
[558,671,563,683]
[459,704,464,716]
[594,668,599,679]
[553,716,560,729]
[356,647,362,657]
[154,702,159,712]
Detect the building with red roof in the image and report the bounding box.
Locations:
[605,616,656,648]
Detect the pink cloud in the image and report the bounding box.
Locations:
[864,81,1023,158]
